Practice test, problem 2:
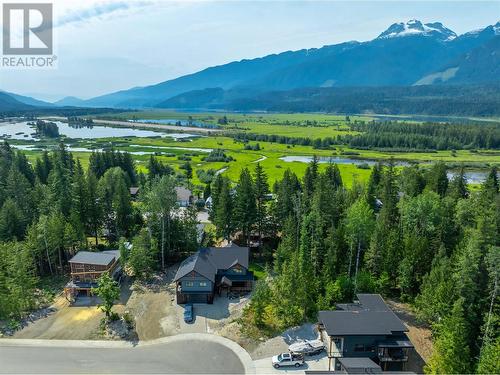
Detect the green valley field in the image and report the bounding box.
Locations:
[3,111,500,190]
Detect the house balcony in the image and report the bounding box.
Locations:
[378,354,409,362]
[377,339,412,363]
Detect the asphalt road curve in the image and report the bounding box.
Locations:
[0,334,251,374]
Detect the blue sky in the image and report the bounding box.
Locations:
[1,0,499,101]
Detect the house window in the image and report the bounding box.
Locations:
[232,265,243,273]
[199,282,207,287]
[186,282,194,287]
[354,344,365,352]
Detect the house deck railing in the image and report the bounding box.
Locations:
[378,355,409,362]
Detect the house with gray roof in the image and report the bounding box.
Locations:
[173,244,254,304]
[318,294,413,372]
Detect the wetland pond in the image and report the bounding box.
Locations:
[0,121,198,140]
[280,155,494,184]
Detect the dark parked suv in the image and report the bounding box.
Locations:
[184,303,194,323]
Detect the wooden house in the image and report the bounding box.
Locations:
[64,250,121,300]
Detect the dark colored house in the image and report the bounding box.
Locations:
[173,244,254,304]
[64,250,121,299]
[319,294,414,372]
[336,357,383,374]
[305,357,415,374]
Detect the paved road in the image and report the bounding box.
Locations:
[0,335,250,374]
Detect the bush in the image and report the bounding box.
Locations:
[202,149,233,162]
[122,312,135,329]
[357,163,370,169]
[109,311,120,322]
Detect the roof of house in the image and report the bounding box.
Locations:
[175,186,192,201]
[319,294,407,336]
[337,357,382,373]
[68,250,120,266]
[173,244,249,282]
[129,187,139,195]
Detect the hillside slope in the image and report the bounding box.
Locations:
[0,92,34,111]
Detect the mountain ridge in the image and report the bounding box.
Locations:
[2,20,499,111]
[76,19,499,109]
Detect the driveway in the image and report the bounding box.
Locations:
[0,334,253,374]
[253,353,329,374]
[12,279,134,340]
[176,296,250,334]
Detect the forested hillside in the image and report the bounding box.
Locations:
[158,84,500,116]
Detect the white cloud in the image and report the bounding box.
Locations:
[54,0,160,28]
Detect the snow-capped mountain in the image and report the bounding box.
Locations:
[378,19,457,41]
[462,21,500,37]
[74,20,499,108]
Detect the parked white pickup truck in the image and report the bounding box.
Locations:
[271,352,305,368]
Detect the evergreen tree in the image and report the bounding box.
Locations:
[250,278,272,327]
[481,166,499,197]
[477,336,500,374]
[448,165,469,200]
[274,216,298,274]
[365,162,382,210]
[415,247,456,324]
[425,299,471,374]
[0,242,38,319]
[209,174,224,221]
[344,199,375,290]
[398,165,425,197]
[127,229,158,279]
[143,175,177,269]
[302,155,319,205]
[426,162,448,197]
[233,168,256,245]
[0,199,26,241]
[71,160,88,233]
[253,163,269,247]
[98,167,133,243]
[324,163,343,189]
[378,161,398,226]
[214,177,234,240]
[272,169,301,226]
[454,229,489,354]
[86,170,102,245]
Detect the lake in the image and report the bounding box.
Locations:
[0,121,198,140]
